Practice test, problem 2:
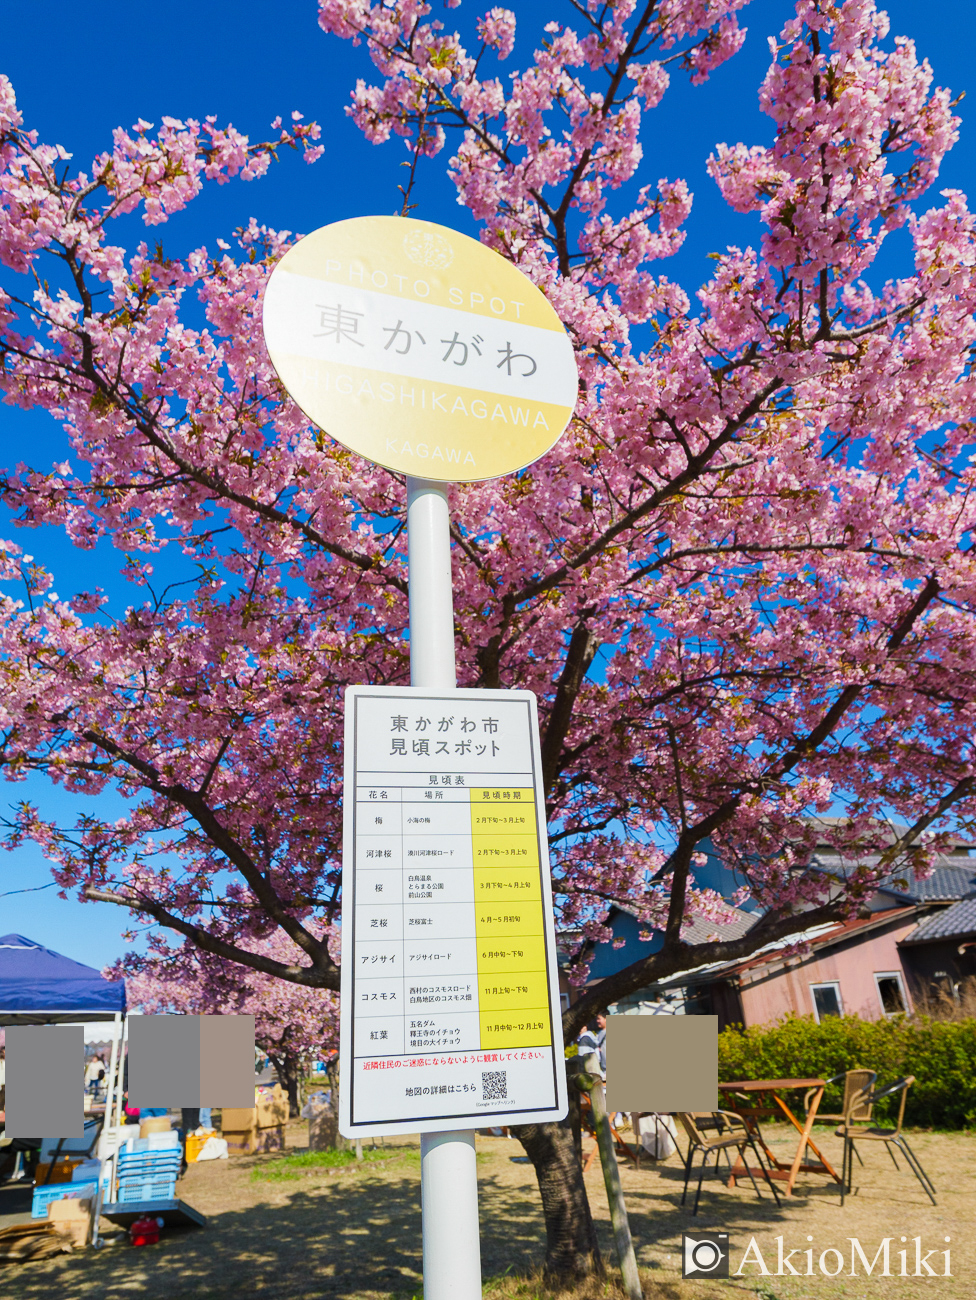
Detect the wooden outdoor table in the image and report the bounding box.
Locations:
[718,1078,842,1197]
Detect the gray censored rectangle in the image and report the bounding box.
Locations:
[128,1015,199,1108]
[5,1025,84,1138]
[200,1014,255,1107]
[128,1015,254,1107]
[604,1015,718,1113]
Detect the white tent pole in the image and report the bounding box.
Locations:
[93,1011,121,1245]
[104,1013,120,1137]
[115,1015,127,1131]
[109,1014,128,1202]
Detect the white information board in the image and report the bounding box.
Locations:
[338,686,568,1136]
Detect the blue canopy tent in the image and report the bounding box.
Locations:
[0,934,126,1025]
[0,935,204,1233]
[0,935,127,1235]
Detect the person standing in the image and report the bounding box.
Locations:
[180,1107,201,1135]
[178,1108,201,1178]
[84,1052,105,1095]
[577,1013,607,1076]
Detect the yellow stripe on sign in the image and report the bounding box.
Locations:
[469,788,534,804]
[473,867,542,900]
[270,354,572,483]
[480,1011,552,1049]
[477,936,548,972]
[471,831,539,860]
[478,971,551,1011]
[470,808,536,831]
[475,905,544,936]
[274,216,564,332]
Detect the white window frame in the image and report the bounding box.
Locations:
[559,992,570,1012]
[809,981,843,1023]
[874,970,908,1017]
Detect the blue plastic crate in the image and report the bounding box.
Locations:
[31,1179,99,1219]
[123,1133,180,1153]
[119,1159,180,1170]
[118,1172,180,1190]
[118,1167,181,1185]
[118,1158,180,1184]
[119,1150,181,1165]
[118,1152,181,1173]
[118,1178,177,1203]
[119,1145,180,1159]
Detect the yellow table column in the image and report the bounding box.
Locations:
[471,788,552,1049]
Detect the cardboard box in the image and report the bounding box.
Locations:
[222,1084,288,1134]
[47,1198,93,1250]
[223,1125,285,1156]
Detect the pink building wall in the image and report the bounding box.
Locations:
[737,917,918,1027]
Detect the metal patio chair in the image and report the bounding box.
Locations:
[718,1086,779,1143]
[676,1110,782,1216]
[805,1068,876,1165]
[836,1075,936,1206]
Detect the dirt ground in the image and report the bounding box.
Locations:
[1,1120,972,1300]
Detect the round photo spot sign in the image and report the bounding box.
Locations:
[262,216,579,482]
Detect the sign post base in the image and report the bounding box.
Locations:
[421,1128,482,1300]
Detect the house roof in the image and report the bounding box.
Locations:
[876,859,976,902]
[722,908,918,978]
[680,908,756,945]
[599,902,756,947]
[900,897,976,945]
[654,907,919,989]
[811,853,976,903]
[805,818,975,853]
[578,902,756,986]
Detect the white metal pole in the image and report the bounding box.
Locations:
[407,477,458,689]
[406,476,483,1300]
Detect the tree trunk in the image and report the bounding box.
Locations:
[513,1115,603,1281]
[268,1050,303,1118]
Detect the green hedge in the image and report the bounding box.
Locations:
[717,1013,976,1128]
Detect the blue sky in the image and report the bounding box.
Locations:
[1,0,974,967]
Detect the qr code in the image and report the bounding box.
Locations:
[482,1070,507,1101]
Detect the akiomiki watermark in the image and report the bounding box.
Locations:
[731,1234,952,1277]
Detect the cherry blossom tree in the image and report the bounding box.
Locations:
[2,0,976,1278]
[121,928,340,1116]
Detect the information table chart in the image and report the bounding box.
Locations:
[340,687,567,1137]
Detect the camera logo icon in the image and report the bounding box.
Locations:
[681,1232,730,1278]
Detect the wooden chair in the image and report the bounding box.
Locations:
[676,1110,782,1216]
[836,1076,936,1206]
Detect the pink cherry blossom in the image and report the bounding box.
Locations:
[0,1,974,1051]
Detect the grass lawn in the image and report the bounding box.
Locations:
[0,1119,972,1299]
